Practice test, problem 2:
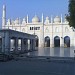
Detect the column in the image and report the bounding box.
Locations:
[32,39,35,50]
[15,38,18,54]
[60,38,64,57]
[21,38,24,52]
[50,38,54,56]
[30,39,33,50]
[5,32,10,54]
[39,37,44,47]
[70,38,74,57]
[70,38,74,47]
[28,39,30,50]
[50,39,54,47]
[25,39,28,50]
[2,37,5,53]
[60,37,64,47]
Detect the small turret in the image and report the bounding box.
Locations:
[51,15,53,23]
[22,17,26,24]
[42,13,44,23]
[27,14,28,23]
[61,14,63,23]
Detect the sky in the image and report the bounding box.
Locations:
[0,0,69,28]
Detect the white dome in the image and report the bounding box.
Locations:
[54,16,61,23]
[32,15,40,23]
[46,16,49,20]
[23,18,26,21]
[15,18,19,24]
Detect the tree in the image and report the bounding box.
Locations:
[66,0,75,28]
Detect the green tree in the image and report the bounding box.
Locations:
[66,0,75,28]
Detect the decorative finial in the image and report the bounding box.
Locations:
[61,14,63,23]
[42,13,44,23]
[51,15,53,23]
[27,14,28,23]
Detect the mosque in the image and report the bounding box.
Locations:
[2,5,75,48]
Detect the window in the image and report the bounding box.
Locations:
[30,27,40,30]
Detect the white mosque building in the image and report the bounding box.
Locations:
[2,5,75,48]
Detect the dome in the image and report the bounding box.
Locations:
[32,15,40,23]
[7,19,11,22]
[15,18,19,24]
[45,16,50,24]
[23,18,26,21]
[46,16,49,20]
[54,16,61,23]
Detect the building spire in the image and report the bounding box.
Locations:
[2,5,6,29]
[51,15,53,23]
[42,13,44,23]
[61,14,63,23]
[27,14,28,23]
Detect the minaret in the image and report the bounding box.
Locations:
[42,13,44,23]
[19,17,21,24]
[61,14,63,23]
[51,15,53,23]
[27,14,28,23]
[2,5,6,29]
[41,13,44,47]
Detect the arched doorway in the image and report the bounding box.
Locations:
[64,36,70,47]
[44,36,50,47]
[35,36,39,47]
[54,36,60,47]
[10,38,15,51]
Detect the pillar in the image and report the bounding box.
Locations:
[70,38,74,57]
[60,37,64,47]
[50,39,54,47]
[21,38,24,52]
[15,38,18,53]
[4,32,10,54]
[26,39,28,50]
[2,37,5,53]
[70,38,74,47]
[23,38,28,51]
[39,37,44,47]
[60,38,64,57]
[28,39,30,50]
[30,39,33,50]
[32,39,35,50]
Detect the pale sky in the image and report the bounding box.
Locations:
[0,0,69,28]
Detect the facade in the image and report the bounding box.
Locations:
[2,5,75,48]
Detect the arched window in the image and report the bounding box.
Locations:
[44,36,50,47]
[64,36,70,47]
[54,36,60,47]
[35,36,39,47]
